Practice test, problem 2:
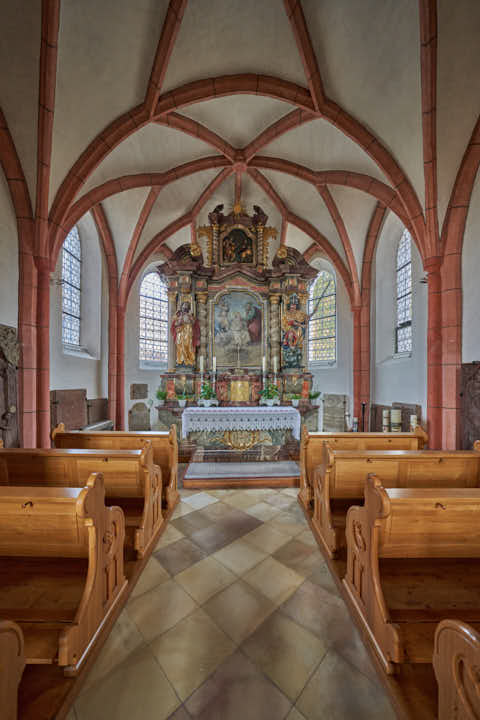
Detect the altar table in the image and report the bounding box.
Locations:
[181,406,301,441]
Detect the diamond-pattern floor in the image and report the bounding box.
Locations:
[70,486,396,720]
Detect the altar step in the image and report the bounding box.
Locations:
[183,461,300,489]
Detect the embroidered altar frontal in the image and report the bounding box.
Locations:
[182,406,301,440]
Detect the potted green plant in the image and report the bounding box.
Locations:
[156,388,167,406]
[198,382,218,407]
[309,390,321,406]
[176,391,188,408]
[290,393,301,408]
[259,383,280,407]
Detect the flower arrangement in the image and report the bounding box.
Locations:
[155,388,167,406]
[259,383,280,400]
[198,382,218,406]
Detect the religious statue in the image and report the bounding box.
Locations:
[281,293,307,368]
[171,301,200,367]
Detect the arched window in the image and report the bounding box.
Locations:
[308,269,336,363]
[139,272,168,363]
[395,229,412,353]
[61,226,82,346]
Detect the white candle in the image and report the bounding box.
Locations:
[262,356,266,373]
[273,356,278,373]
[213,356,216,373]
[199,355,204,373]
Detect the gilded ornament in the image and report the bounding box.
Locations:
[276,245,288,260]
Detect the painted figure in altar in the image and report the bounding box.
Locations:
[231,312,251,346]
[171,301,200,367]
[281,294,307,368]
[245,301,262,344]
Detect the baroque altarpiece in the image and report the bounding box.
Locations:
[155,202,319,454]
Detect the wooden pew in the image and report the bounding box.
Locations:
[0,445,162,558]
[433,619,480,720]
[313,446,480,558]
[343,475,480,674]
[52,424,179,509]
[299,425,428,509]
[0,474,127,676]
[0,621,24,720]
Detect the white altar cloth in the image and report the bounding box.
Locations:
[181,406,301,440]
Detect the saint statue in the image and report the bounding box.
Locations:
[171,301,200,367]
[281,294,307,368]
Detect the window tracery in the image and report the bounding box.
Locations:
[308,269,336,363]
[395,229,412,353]
[61,226,82,346]
[139,272,168,363]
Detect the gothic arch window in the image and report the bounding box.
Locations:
[61,226,82,346]
[395,229,412,353]
[139,272,168,363]
[308,269,337,363]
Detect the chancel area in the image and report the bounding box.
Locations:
[0,1,480,719]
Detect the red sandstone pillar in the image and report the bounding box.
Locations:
[36,256,51,447]
[352,306,362,421]
[107,278,118,426]
[17,244,37,447]
[116,306,126,430]
[440,251,462,449]
[426,257,442,449]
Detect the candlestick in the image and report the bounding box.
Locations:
[273,356,278,374]
[199,355,204,373]
[262,355,266,373]
[213,356,216,373]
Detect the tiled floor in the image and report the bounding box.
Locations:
[71,487,396,720]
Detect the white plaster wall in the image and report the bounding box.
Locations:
[308,259,353,415]
[462,172,480,362]
[50,217,106,398]
[372,212,428,419]
[0,172,19,328]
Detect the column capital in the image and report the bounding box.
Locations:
[269,294,281,305]
[196,292,208,304]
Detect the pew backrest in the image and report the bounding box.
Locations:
[433,620,480,720]
[365,476,480,558]
[323,447,480,499]
[0,621,24,720]
[0,447,151,498]
[0,478,100,558]
[300,426,428,495]
[52,424,178,489]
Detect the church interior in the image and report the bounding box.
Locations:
[1,1,480,718]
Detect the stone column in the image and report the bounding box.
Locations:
[36,257,51,447]
[299,291,309,370]
[269,294,281,372]
[167,290,177,372]
[196,292,208,369]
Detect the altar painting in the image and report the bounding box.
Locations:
[221,228,255,265]
[213,291,263,367]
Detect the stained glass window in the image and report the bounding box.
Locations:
[395,229,412,353]
[308,270,336,363]
[62,227,81,345]
[139,272,168,362]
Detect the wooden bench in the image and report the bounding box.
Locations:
[0,474,127,676]
[0,445,163,558]
[299,426,428,509]
[0,621,24,720]
[52,424,179,510]
[433,619,480,720]
[313,446,480,558]
[343,475,480,674]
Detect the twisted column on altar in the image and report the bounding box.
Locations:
[196,292,208,369]
[269,294,281,371]
[167,290,177,372]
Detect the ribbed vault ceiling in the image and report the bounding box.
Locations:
[1,0,480,303]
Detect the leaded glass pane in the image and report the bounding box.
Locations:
[61,227,81,346]
[395,229,412,353]
[308,270,336,363]
[139,272,168,362]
